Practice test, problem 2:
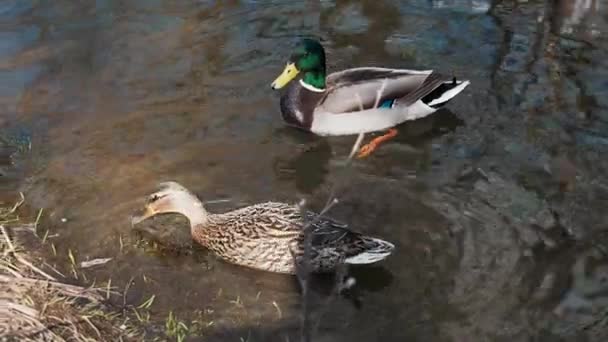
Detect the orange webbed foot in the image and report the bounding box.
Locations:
[356,128,398,159]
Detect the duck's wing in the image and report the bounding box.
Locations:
[243,203,364,242]
[241,203,394,265]
[325,67,431,87]
[303,211,394,264]
[303,211,352,245]
[321,67,461,114]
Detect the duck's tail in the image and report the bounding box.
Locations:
[422,77,470,109]
[344,237,395,264]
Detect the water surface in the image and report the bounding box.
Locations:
[1,0,608,341]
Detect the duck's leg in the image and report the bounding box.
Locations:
[357,128,398,158]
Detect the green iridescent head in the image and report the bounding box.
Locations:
[271,38,327,90]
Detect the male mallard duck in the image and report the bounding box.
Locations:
[131,182,394,274]
[271,38,470,158]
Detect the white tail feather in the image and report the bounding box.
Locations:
[344,238,394,264]
[427,80,470,107]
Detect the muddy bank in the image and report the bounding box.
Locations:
[0,200,144,341]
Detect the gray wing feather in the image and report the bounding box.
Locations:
[395,72,452,106]
[243,203,368,251]
[320,67,450,113]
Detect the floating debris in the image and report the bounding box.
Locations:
[80,257,113,269]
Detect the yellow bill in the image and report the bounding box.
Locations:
[271,63,299,89]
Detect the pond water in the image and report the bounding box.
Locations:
[1,0,608,341]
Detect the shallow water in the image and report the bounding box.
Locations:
[1,0,608,341]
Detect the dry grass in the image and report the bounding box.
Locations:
[0,197,142,341]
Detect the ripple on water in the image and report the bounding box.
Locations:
[1,1,608,341]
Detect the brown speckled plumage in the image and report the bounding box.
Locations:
[132,182,395,274]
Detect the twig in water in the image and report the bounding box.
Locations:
[16,254,56,281]
[295,82,389,342]
[296,197,339,342]
[204,198,233,204]
[349,93,367,161]
[43,261,66,278]
[373,79,388,109]
[2,224,56,281]
[123,276,136,308]
[272,301,283,319]
[34,208,44,234]
[41,229,49,244]
[9,192,25,214]
[106,278,112,300]
[80,257,113,269]
[348,133,366,160]
[347,79,388,160]
[81,315,102,339]
[1,225,16,252]
[137,294,156,310]
[311,263,356,335]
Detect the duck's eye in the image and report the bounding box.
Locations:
[148,194,160,203]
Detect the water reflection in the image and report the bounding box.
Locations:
[320,0,400,63]
[554,0,603,38]
[1,0,608,341]
[273,135,331,194]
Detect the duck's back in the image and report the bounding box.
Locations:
[193,202,302,273]
[191,202,394,274]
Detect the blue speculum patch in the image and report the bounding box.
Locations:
[379,99,395,108]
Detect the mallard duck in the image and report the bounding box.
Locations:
[271,38,470,158]
[131,182,394,274]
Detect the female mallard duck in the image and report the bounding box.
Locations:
[271,38,470,158]
[131,182,394,274]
